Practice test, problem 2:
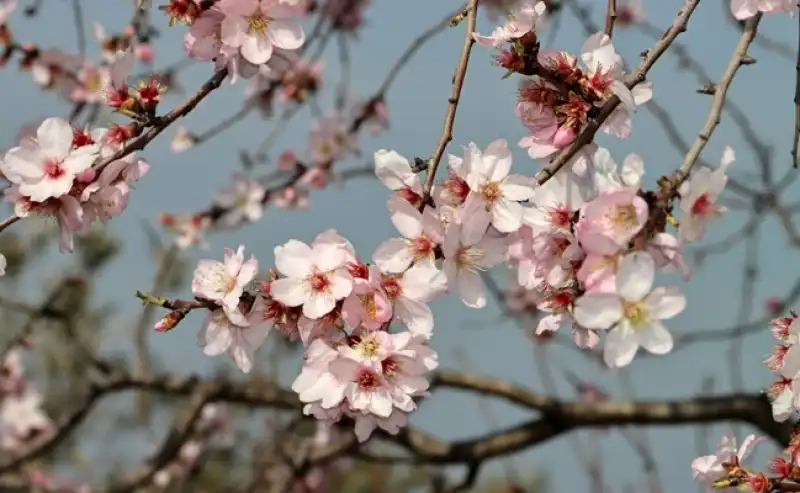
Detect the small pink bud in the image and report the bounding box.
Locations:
[553,125,577,148]
[154,310,185,332]
[75,168,96,183]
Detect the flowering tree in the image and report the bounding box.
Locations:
[0,0,798,491]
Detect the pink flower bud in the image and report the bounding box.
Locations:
[75,168,96,184]
[553,125,577,148]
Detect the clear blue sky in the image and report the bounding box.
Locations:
[2,0,799,489]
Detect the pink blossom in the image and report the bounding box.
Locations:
[678,146,733,243]
[373,195,444,273]
[573,252,685,368]
[578,188,648,250]
[374,149,424,208]
[341,266,393,330]
[0,386,52,451]
[269,236,354,319]
[212,173,266,227]
[219,0,305,66]
[730,0,795,20]
[379,262,447,337]
[461,139,537,235]
[192,245,259,324]
[473,0,546,47]
[197,297,272,373]
[1,118,99,203]
[692,432,764,491]
[309,115,352,165]
[442,222,507,309]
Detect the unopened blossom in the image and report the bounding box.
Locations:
[730,0,795,20]
[0,253,6,277]
[270,237,354,319]
[442,222,508,309]
[219,0,305,65]
[213,173,266,227]
[192,245,259,324]
[198,297,271,373]
[573,251,686,368]
[1,118,99,202]
[692,432,764,490]
[373,195,444,273]
[473,0,546,47]
[461,139,537,235]
[678,146,734,243]
[374,149,424,208]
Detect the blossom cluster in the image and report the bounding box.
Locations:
[0,116,150,253]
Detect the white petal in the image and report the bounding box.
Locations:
[573,293,622,330]
[269,278,307,307]
[500,174,536,201]
[274,240,313,278]
[373,238,414,274]
[603,324,639,368]
[388,195,423,238]
[457,271,486,308]
[636,320,673,355]
[643,286,685,320]
[616,251,655,302]
[37,118,72,160]
[303,292,336,319]
[491,198,523,233]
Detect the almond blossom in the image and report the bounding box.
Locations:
[461,139,537,235]
[678,146,734,243]
[374,149,424,208]
[379,262,447,337]
[197,297,271,373]
[219,0,305,66]
[373,195,443,273]
[269,237,354,319]
[692,432,765,491]
[730,0,796,20]
[192,245,259,325]
[1,117,99,202]
[212,173,266,227]
[442,222,508,309]
[472,0,546,47]
[573,251,686,368]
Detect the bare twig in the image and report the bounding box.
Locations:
[422,0,479,199]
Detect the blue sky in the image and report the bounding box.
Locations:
[2,0,799,489]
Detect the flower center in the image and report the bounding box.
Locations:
[547,205,571,229]
[410,235,435,259]
[308,272,330,293]
[605,203,639,234]
[456,245,485,272]
[356,367,380,390]
[691,193,713,216]
[381,357,399,377]
[42,159,65,180]
[359,293,378,319]
[355,336,380,357]
[247,13,270,34]
[381,277,402,300]
[622,300,648,328]
[481,181,502,204]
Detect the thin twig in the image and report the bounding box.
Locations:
[679,14,762,177]
[605,0,617,38]
[422,0,479,199]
